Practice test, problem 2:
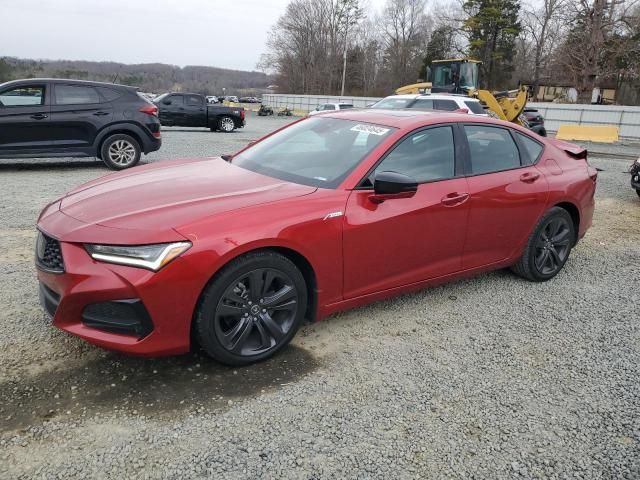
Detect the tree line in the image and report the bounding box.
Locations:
[0,57,271,96]
[260,0,640,104]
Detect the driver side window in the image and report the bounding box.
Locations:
[373,126,455,183]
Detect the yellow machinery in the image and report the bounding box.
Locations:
[395,59,529,127]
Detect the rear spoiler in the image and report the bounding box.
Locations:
[547,138,588,159]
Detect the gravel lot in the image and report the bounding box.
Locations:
[1,115,639,479]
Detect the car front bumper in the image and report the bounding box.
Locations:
[36,237,202,357]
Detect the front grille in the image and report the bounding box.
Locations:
[35,231,64,273]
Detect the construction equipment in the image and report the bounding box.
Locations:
[395,59,529,127]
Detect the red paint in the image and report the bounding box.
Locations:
[36,111,597,356]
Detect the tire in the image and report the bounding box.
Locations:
[511,207,575,282]
[100,134,141,170]
[195,251,307,366]
[218,116,235,133]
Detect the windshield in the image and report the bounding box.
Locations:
[432,62,477,89]
[370,97,414,109]
[233,117,395,188]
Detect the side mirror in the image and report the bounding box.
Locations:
[369,171,418,204]
[163,100,171,105]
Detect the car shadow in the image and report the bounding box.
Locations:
[0,346,317,433]
[0,159,105,171]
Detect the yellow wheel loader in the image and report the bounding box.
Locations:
[395,59,530,127]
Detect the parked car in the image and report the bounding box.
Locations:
[370,94,487,115]
[0,78,162,169]
[523,107,547,136]
[630,157,640,198]
[154,93,245,132]
[222,96,239,103]
[308,103,354,116]
[205,95,219,104]
[36,110,596,365]
[239,97,261,103]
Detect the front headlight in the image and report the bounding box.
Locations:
[85,242,191,271]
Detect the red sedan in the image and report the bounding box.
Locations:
[36,110,597,365]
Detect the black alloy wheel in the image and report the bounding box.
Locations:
[511,207,575,282]
[195,251,307,365]
[215,268,298,356]
[533,216,572,275]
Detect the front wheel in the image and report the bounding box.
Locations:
[218,116,235,133]
[101,134,141,170]
[511,207,575,282]
[195,251,307,366]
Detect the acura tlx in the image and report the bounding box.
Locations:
[36,109,596,365]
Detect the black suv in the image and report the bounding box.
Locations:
[0,79,162,169]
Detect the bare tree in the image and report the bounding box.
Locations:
[521,0,568,94]
[380,0,431,88]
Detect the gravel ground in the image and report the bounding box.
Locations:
[1,116,639,479]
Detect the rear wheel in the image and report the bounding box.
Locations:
[195,251,307,365]
[511,207,575,282]
[101,134,141,170]
[218,116,235,133]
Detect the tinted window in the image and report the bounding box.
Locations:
[409,99,433,110]
[515,132,544,164]
[321,104,335,111]
[186,95,202,107]
[0,86,45,106]
[167,95,183,105]
[338,104,354,110]
[97,87,122,101]
[464,101,485,114]
[233,117,395,188]
[434,99,458,111]
[465,126,521,174]
[374,126,455,183]
[55,85,101,105]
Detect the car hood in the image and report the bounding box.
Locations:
[59,157,317,234]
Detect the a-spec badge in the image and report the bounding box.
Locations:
[323,211,343,221]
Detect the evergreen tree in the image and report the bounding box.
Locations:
[463,0,521,89]
[420,25,456,79]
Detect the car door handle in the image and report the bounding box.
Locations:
[520,172,540,183]
[93,111,110,116]
[441,192,470,207]
[30,113,48,120]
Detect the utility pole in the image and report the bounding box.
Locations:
[341,47,347,97]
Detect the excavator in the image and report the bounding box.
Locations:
[395,58,530,128]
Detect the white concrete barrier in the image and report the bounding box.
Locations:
[261,94,640,140]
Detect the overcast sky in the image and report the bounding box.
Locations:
[0,0,387,71]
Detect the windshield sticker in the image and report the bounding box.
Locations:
[350,124,390,136]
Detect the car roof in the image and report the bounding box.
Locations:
[383,93,480,102]
[0,78,137,91]
[318,108,529,132]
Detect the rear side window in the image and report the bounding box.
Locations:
[0,86,45,106]
[374,126,455,183]
[186,95,202,107]
[515,132,544,164]
[338,104,354,110]
[434,100,459,111]
[54,85,101,105]
[464,101,485,114]
[464,125,521,174]
[409,99,434,110]
[97,87,123,102]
